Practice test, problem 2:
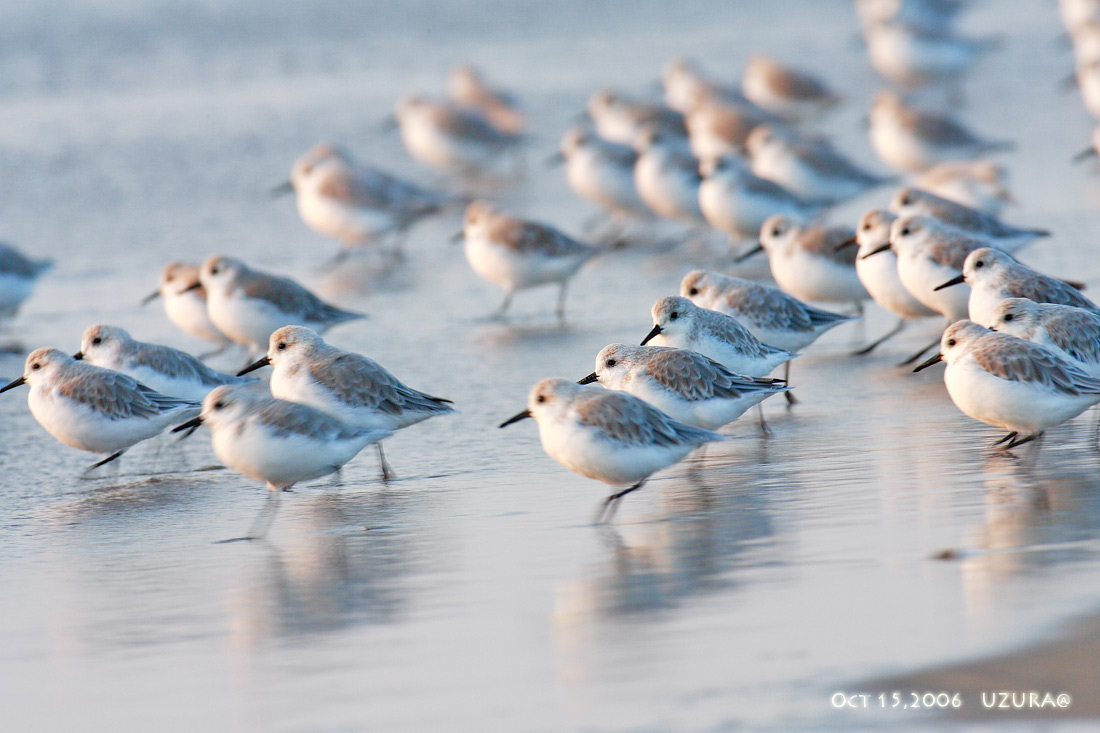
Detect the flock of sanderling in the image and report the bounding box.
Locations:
[3,0,1100,537]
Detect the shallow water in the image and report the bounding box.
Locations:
[1,0,1100,730]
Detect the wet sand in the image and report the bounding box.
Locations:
[867,609,1100,721]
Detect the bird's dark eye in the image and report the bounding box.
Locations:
[670,312,679,320]
[213,401,224,410]
[688,287,698,296]
[975,260,984,268]
[901,195,911,205]
[31,363,40,370]
[947,339,956,347]
[211,266,220,275]
[863,222,872,230]
[900,227,910,236]
[1003,313,1014,321]
[277,342,286,350]
[772,228,780,237]
[606,359,617,367]
[92,337,101,346]
[536,395,546,404]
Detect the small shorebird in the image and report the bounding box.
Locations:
[457,202,600,319]
[1,347,199,473]
[499,378,724,522]
[238,326,454,480]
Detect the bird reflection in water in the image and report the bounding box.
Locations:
[227,489,439,646]
[959,449,1100,618]
[553,459,778,615]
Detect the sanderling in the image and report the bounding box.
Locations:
[990,298,1100,378]
[746,124,890,204]
[0,242,51,321]
[912,161,1013,215]
[237,325,453,480]
[680,269,857,353]
[740,56,841,122]
[458,202,600,319]
[75,324,254,403]
[935,247,1098,327]
[142,262,233,358]
[498,378,724,522]
[554,127,649,227]
[865,214,983,323]
[662,57,736,114]
[698,155,823,244]
[633,127,705,223]
[587,89,686,148]
[685,95,784,164]
[579,343,789,430]
[845,210,938,355]
[641,296,796,378]
[0,347,199,472]
[173,385,391,540]
[914,320,1100,450]
[868,92,1012,172]
[889,187,1048,251]
[394,95,522,176]
[741,215,869,310]
[195,255,364,355]
[276,144,456,258]
[448,64,525,135]
[863,20,990,89]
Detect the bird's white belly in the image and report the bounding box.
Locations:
[298,190,393,244]
[464,236,582,292]
[857,250,937,319]
[28,388,177,454]
[212,418,367,489]
[771,249,867,305]
[898,254,970,321]
[538,415,695,486]
[164,291,228,345]
[870,120,929,172]
[945,360,1099,434]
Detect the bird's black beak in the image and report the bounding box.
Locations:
[913,353,943,372]
[544,151,566,168]
[140,289,161,306]
[181,281,202,293]
[640,324,662,346]
[237,356,270,376]
[172,415,204,433]
[833,237,858,253]
[578,372,598,385]
[0,375,26,394]
[72,352,84,360]
[1073,147,1098,164]
[449,231,465,244]
[860,242,892,259]
[270,180,294,198]
[734,243,764,263]
[498,409,532,428]
[933,274,966,291]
